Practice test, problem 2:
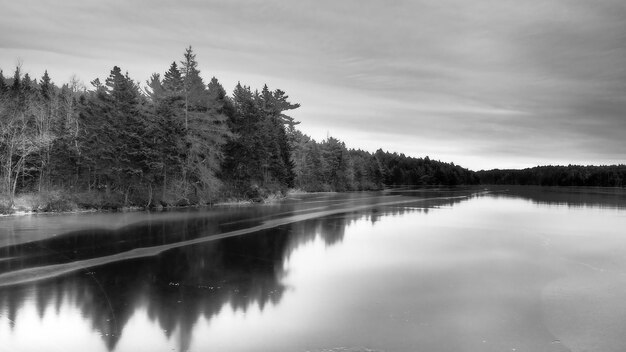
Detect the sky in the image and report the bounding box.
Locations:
[1,0,625,170]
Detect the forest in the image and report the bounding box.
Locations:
[477,165,626,187]
[2,47,624,214]
[0,47,478,213]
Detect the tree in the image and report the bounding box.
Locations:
[144,73,164,103]
[221,83,261,192]
[321,137,352,191]
[145,64,186,203]
[0,66,53,205]
[174,48,232,202]
[221,82,299,194]
[32,70,56,191]
[0,70,7,93]
[185,75,231,202]
[78,66,158,204]
[180,46,207,130]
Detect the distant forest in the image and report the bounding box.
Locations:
[478,165,626,187]
[0,47,479,211]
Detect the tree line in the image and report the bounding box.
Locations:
[290,130,478,191]
[19,47,626,211]
[477,165,626,187]
[0,47,480,211]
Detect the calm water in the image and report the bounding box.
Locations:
[1,187,626,352]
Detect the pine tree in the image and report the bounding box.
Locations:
[149,48,233,202]
[259,86,298,187]
[40,70,52,100]
[180,46,207,129]
[0,70,7,93]
[222,83,261,191]
[221,82,299,193]
[79,66,155,204]
[145,73,163,103]
[163,62,184,93]
[33,70,55,191]
[185,74,231,202]
[139,62,185,203]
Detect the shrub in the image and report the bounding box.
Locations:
[41,197,76,212]
[0,203,13,215]
[38,190,77,213]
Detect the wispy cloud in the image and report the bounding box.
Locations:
[1,0,624,169]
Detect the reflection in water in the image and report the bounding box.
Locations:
[7,187,625,352]
[0,194,469,352]
[484,185,626,209]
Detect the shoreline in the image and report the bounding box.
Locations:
[0,189,310,218]
[6,184,622,218]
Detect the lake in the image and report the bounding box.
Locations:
[1,186,626,352]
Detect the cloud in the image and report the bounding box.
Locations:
[1,0,624,170]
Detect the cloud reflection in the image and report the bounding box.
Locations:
[0,203,466,352]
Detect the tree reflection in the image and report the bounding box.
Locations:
[0,196,469,351]
[483,185,626,209]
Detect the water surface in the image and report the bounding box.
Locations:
[1,187,626,352]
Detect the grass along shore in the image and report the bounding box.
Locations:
[0,187,295,216]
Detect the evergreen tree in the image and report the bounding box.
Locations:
[185,74,230,202]
[258,85,298,187]
[40,70,52,101]
[163,62,184,94]
[80,66,156,204]
[0,70,7,93]
[221,83,263,192]
[145,73,163,103]
[321,137,352,191]
[155,47,233,202]
[180,46,207,129]
[34,70,55,191]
